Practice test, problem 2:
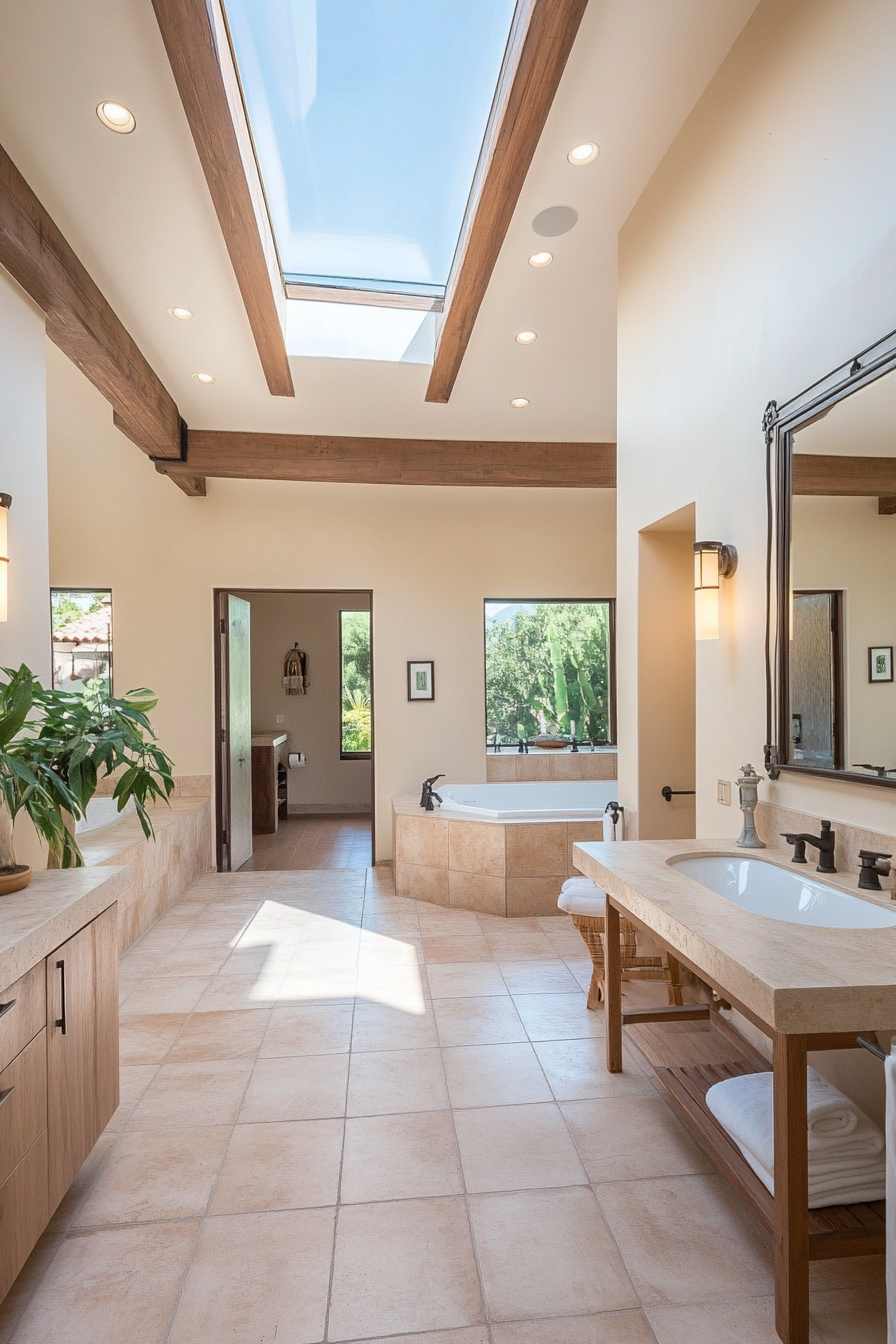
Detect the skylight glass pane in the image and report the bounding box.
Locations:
[223,0,518,294]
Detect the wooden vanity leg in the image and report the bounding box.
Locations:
[665,952,684,1007]
[604,898,623,1073]
[773,1032,809,1344]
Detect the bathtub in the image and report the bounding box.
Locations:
[75,796,136,834]
[437,780,618,821]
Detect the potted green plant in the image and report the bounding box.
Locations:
[0,665,175,887]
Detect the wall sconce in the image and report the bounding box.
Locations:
[0,494,10,623]
[694,540,737,640]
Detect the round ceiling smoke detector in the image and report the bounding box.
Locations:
[532,205,579,238]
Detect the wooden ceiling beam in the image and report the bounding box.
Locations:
[793,454,896,496]
[150,0,294,398]
[152,431,616,489]
[0,142,181,459]
[425,0,589,404]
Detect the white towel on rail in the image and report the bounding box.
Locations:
[886,1046,896,1343]
[603,802,624,841]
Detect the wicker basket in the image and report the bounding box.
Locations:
[570,912,677,1010]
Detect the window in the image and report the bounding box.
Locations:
[340,610,372,757]
[51,589,113,697]
[485,600,614,744]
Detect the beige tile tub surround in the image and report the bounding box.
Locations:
[394,798,604,917]
[79,796,213,952]
[573,838,896,1034]
[486,749,618,783]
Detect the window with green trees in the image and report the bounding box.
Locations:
[485,600,613,744]
[341,610,372,756]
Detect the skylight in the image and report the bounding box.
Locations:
[222,0,518,305]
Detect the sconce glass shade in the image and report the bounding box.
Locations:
[0,494,10,623]
[694,540,737,641]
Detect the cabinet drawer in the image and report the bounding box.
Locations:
[0,963,47,1073]
[0,1131,49,1303]
[0,1031,47,1188]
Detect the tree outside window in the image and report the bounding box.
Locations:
[341,611,371,756]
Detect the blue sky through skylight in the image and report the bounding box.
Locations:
[223,0,518,294]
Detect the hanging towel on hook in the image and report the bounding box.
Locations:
[283,645,309,695]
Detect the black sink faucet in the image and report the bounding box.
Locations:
[781,819,837,873]
[858,849,892,891]
[420,775,444,811]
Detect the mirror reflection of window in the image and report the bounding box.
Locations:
[790,367,896,777]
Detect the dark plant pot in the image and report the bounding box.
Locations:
[0,864,33,896]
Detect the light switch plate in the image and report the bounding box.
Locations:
[717,780,731,806]
[276,714,285,724]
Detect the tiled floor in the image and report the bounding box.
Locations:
[241,813,373,870]
[0,869,886,1343]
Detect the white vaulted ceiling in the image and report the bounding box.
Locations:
[0,0,759,443]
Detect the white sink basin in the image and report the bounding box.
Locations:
[670,854,896,928]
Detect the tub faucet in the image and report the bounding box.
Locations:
[781,819,837,873]
[420,775,444,811]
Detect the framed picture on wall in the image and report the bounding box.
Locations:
[408,661,435,701]
[868,646,893,683]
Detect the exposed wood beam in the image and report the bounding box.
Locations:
[793,454,896,496]
[150,0,294,398]
[153,431,616,489]
[425,0,589,404]
[0,142,181,459]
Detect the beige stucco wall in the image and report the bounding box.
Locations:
[46,345,616,860]
[617,0,896,839]
[234,589,372,812]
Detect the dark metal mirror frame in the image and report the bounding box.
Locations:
[764,325,896,786]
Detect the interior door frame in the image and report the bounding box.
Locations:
[213,588,376,871]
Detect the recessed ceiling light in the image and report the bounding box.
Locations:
[568,142,599,165]
[193,372,216,385]
[167,306,194,321]
[96,101,136,134]
[510,397,530,409]
[528,251,553,268]
[515,330,537,345]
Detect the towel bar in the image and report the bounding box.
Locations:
[857,1035,887,1061]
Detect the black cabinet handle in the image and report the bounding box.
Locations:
[0,998,16,1021]
[55,959,66,1035]
[0,1086,15,1109]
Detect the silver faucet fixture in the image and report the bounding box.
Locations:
[735,763,766,849]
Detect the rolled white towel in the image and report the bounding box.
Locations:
[737,1141,885,1209]
[558,880,606,917]
[706,1068,884,1181]
[561,876,602,894]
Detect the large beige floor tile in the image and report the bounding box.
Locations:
[442,1043,553,1109]
[647,1294,794,1343]
[348,1332,488,1344]
[166,1008,272,1062]
[470,1187,638,1321]
[210,1118,343,1213]
[351,1001,439,1051]
[10,1220,199,1344]
[118,1012,189,1065]
[481,931,557,961]
[512,992,603,1041]
[277,965,358,1002]
[341,1111,464,1202]
[497,960,582,995]
[454,1103,588,1192]
[809,1285,886,1343]
[328,1197,484,1340]
[355,963,430,1011]
[595,1174,774,1306]
[195,972,285,1012]
[167,1208,335,1344]
[492,1313,657,1343]
[423,935,495,963]
[258,1003,354,1056]
[119,976,211,1015]
[347,1047,449,1115]
[47,1135,118,1232]
[534,1039,655,1101]
[127,1058,253,1129]
[434,995,528,1046]
[239,1053,349,1122]
[103,1065,158,1132]
[418,908,485,936]
[561,1096,713,1182]
[426,961,509,998]
[74,1126,230,1225]
[150,945,233,976]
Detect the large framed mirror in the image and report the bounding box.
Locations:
[766,328,896,787]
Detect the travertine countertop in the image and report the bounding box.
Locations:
[252,733,288,748]
[573,839,896,1034]
[0,867,127,988]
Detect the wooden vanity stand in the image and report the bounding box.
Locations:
[574,839,895,1344]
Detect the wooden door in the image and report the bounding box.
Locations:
[46,906,118,1212]
[219,592,253,871]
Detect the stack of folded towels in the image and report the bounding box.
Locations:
[706,1067,886,1208]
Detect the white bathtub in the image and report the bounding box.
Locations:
[75,797,136,834]
[437,780,618,821]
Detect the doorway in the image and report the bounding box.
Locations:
[215,589,374,872]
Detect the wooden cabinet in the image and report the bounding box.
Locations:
[251,733,288,834]
[46,905,119,1212]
